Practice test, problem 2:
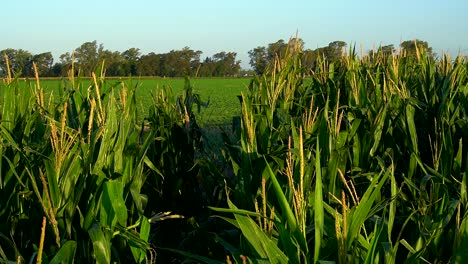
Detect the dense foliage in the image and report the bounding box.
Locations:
[0,38,435,78]
[0,42,242,78]
[217,41,468,263]
[0,40,467,263]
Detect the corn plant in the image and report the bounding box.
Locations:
[0,59,163,263]
[1,40,468,263]
[212,39,468,263]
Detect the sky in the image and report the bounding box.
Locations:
[2,0,468,68]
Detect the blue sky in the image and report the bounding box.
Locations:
[2,0,467,68]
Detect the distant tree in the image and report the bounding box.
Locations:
[198,57,216,77]
[138,52,162,76]
[325,41,347,61]
[59,52,73,76]
[50,63,63,77]
[224,52,241,76]
[184,48,202,76]
[267,39,287,61]
[99,50,124,76]
[400,39,434,58]
[300,41,347,71]
[302,48,318,72]
[213,52,228,76]
[378,44,395,56]
[122,48,140,61]
[74,41,104,76]
[196,52,240,77]
[248,46,268,75]
[122,48,141,76]
[0,48,33,77]
[60,52,73,65]
[249,38,304,75]
[289,37,305,51]
[32,52,54,76]
[212,51,241,77]
[368,44,395,61]
[160,47,201,77]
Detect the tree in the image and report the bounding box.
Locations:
[160,47,202,77]
[212,52,241,77]
[378,44,395,56]
[138,52,162,76]
[0,48,33,77]
[196,52,241,77]
[74,41,104,76]
[400,39,434,58]
[32,52,54,76]
[59,52,73,76]
[302,49,318,72]
[50,63,63,77]
[100,50,124,76]
[368,44,395,61]
[122,48,141,76]
[198,57,216,77]
[249,38,304,75]
[289,37,305,51]
[248,46,268,75]
[325,41,347,61]
[267,39,287,61]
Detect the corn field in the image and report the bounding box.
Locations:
[1,42,468,263]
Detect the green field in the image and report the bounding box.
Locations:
[24,77,250,125]
[135,77,250,125]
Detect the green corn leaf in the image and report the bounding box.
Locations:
[209,206,264,225]
[210,215,241,229]
[352,132,362,167]
[370,105,387,156]
[348,118,362,140]
[211,232,241,255]
[314,140,324,263]
[405,104,418,153]
[388,163,397,242]
[400,239,416,253]
[49,240,77,264]
[226,196,288,263]
[264,159,306,254]
[276,224,301,264]
[143,156,164,179]
[44,159,60,210]
[363,220,384,264]
[130,216,151,264]
[347,168,390,250]
[89,225,111,264]
[455,215,468,263]
[462,154,467,205]
[101,179,128,228]
[454,138,463,176]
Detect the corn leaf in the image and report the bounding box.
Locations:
[49,240,77,264]
[314,140,324,262]
[101,179,128,228]
[88,225,111,264]
[226,196,289,263]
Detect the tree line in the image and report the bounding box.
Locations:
[0,39,434,78]
[248,39,434,75]
[0,41,242,78]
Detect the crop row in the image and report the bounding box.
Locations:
[0,42,467,263]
